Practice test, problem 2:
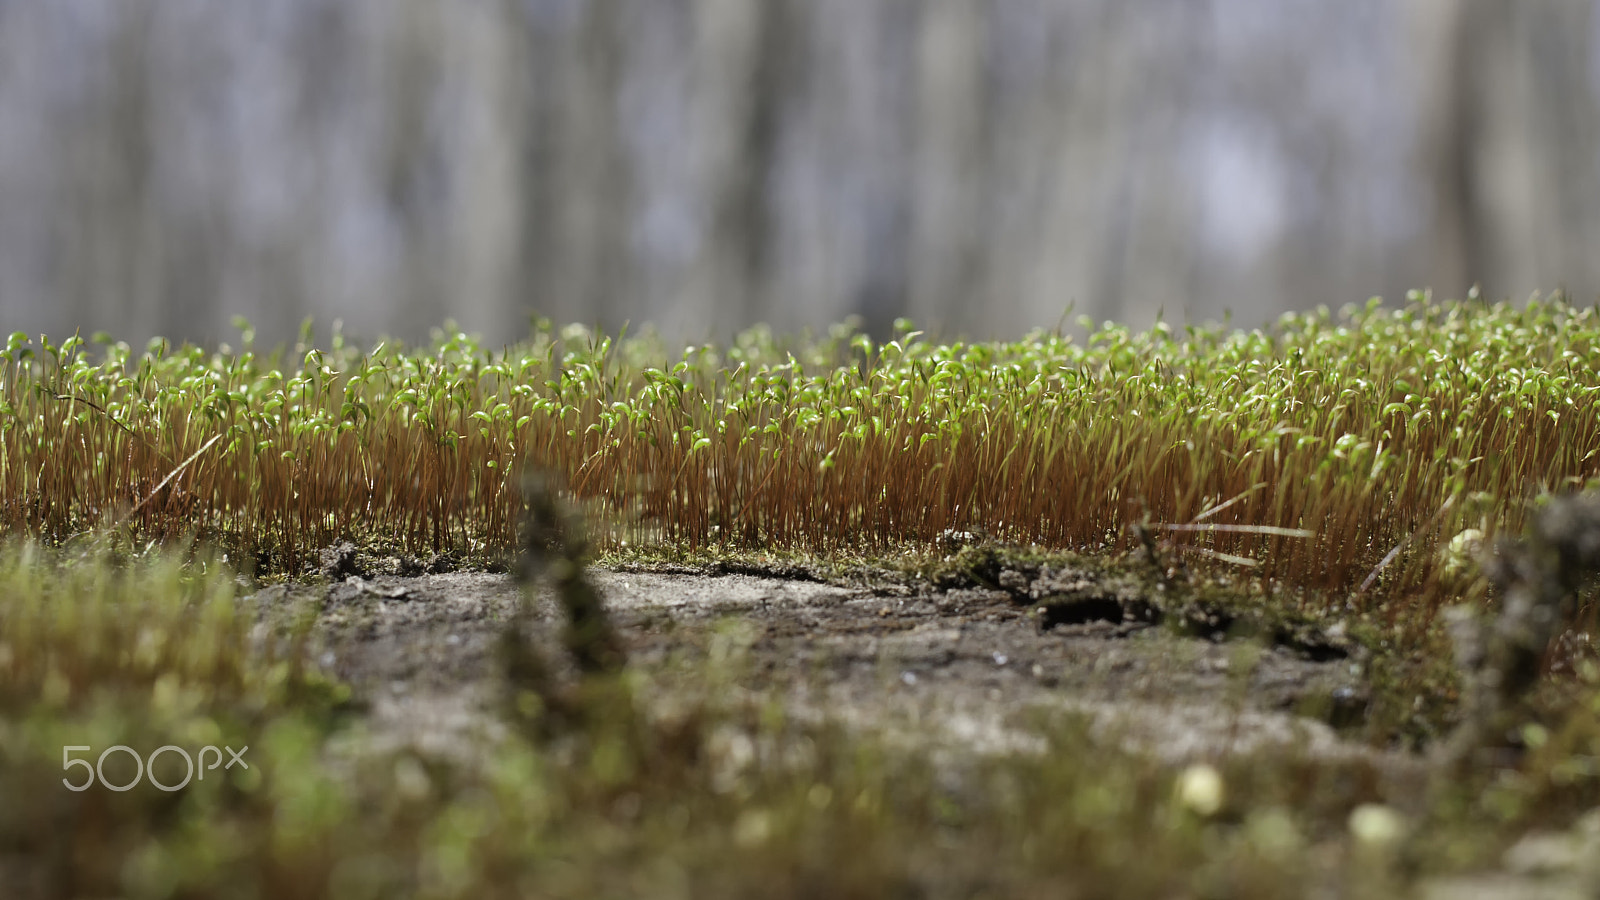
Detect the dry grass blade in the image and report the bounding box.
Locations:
[1191,481,1268,523]
[113,431,225,529]
[1357,494,1458,595]
[1155,523,1315,538]
[1180,546,1262,567]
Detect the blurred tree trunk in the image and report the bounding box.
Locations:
[844,0,916,340]
[381,0,443,336]
[512,0,563,332]
[910,0,987,335]
[573,0,630,330]
[58,5,163,341]
[1417,0,1495,301]
[519,0,631,331]
[1514,0,1600,298]
[1416,0,1600,304]
[726,0,791,329]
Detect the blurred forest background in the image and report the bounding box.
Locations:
[2,0,1599,348]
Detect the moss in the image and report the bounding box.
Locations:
[9,300,1600,896]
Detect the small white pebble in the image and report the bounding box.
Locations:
[1177,763,1224,817]
[1349,803,1405,846]
[992,652,1009,666]
[1440,528,1485,578]
[900,671,918,686]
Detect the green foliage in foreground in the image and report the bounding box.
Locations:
[5,294,1600,604]
[0,544,1323,898]
[6,541,1599,899]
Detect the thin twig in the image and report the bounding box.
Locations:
[730,456,782,527]
[1179,546,1261,567]
[113,432,224,529]
[1155,522,1314,538]
[1191,481,1267,523]
[1357,493,1457,595]
[53,393,140,441]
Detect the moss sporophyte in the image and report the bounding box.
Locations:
[7,296,1600,606]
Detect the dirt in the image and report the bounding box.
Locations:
[252,562,1411,777]
[237,559,1600,896]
